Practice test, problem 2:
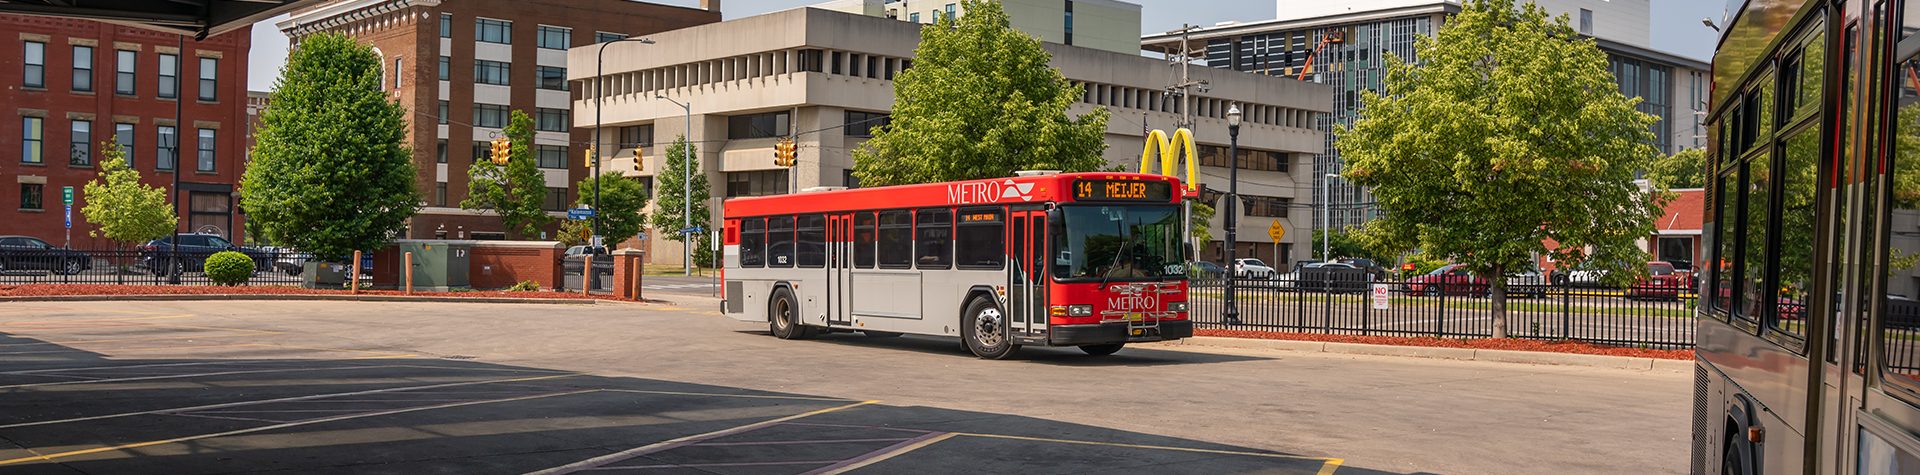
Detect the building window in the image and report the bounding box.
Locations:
[23,41,44,88]
[68,120,91,166]
[115,50,135,95]
[473,103,509,128]
[435,182,448,206]
[115,123,134,167]
[187,191,230,238]
[158,53,178,98]
[945,3,957,20]
[157,125,176,170]
[474,59,509,86]
[543,187,568,211]
[596,31,626,43]
[198,57,218,101]
[910,12,920,23]
[536,145,566,169]
[476,18,512,44]
[537,25,570,50]
[728,111,790,139]
[1244,196,1291,218]
[21,117,42,164]
[535,108,568,132]
[438,100,449,124]
[830,51,842,74]
[392,56,403,90]
[19,184,43,210]
[439,14,452,38]
[196,128,215,172]
[618,125,653,150]
[844,111,890,137]
[726,170,789,197]
[72,45,92,92]
[537,66,567,91]
[798,49,824,73]
[472,141,489,163]
[1579,8,1593,35]
[438,56,449,81]
[1064,0,1074,46]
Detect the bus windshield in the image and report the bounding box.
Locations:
[1052,205,1185,281]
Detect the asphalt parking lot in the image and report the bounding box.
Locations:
[0,299,1688,474]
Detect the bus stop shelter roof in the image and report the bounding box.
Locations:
[0,0,327,38]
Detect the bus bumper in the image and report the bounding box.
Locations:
[1049,320,1193,346]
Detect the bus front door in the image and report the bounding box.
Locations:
[827,213,853,327]
[1008,209,1047,339]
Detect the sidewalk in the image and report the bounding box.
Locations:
[1145,335,1693,371]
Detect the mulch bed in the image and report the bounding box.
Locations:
[1195,329,1692,360]
[0,284,627,302]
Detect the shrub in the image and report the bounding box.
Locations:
[204,251,256,286]
[507,280,540,292]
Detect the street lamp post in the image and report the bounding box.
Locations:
[594,37,655,251]
[1222,104,1242,326]
[655,95,692,276]
[1323,172,1338,261]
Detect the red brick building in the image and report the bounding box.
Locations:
[278,0,720,240]
[1,14,252,247]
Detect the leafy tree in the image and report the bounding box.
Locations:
[1311,229,1384,263]
[578,172,650,247]
[81,136,176,245]
[852,0,1109,186]
[1335,0,1662,338]
[651,136,712,266]
[463,110,550,239]
[1648,148,1706,189]
[245,32,419,259]
[1189,201,1214,245]
[555,220,590,247]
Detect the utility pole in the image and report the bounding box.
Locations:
[1163,25,1206,264]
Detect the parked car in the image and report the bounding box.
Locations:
[1504,270,1548,298]
[1294,262,1369,293]
[564,245,609,257]
[1335,257,1390,281]
[1626,261,1690,300]
[254,246,312,276]
[0,235,92,275]
[1404,264,1488,296]
[1233,258,1277,279]
[1551,261,1615,287]
[138,234,269,276]
[1188,261,1226,280]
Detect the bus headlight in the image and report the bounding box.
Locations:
[1167,302,1188,312]
[1067,305,1093,316]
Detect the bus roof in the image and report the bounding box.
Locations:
[722,172,1185,218]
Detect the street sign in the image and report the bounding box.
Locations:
[680,226,705,235]
[1371,284,1391,310]
[567,207,596,220]
[61,186,73,206]
[64,205,71,229]
[1268,221,1285,242]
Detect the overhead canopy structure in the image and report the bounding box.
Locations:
[0,0,329,37]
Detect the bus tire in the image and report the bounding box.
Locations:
[1079,343,1125,356]
[962,297,1018,360]
[768,287,813,340]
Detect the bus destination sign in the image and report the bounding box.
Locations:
[1073,179,1172,202]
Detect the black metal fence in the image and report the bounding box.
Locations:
[0,247,313,286]
[1190,274,1696,349]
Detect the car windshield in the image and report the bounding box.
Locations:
[1240,259,1266,267]
[1649,263,1674,275]
[1053,205,1185,281]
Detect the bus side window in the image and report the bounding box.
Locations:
[740,217,766,268]
[955,207,1005,270]
[768,216,795,268]
[854,212,876,269]
[916,208,952,269]
[797,214,826,268]
[878,210,912,268]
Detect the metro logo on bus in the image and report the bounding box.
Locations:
[1108,294,1159,312]
[947,179,1036,205]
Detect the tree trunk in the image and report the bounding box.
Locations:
[1489,263,1508,339]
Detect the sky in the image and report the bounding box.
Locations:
[248,0,1724,92]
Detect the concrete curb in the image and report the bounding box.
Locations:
[0,294,601,305]
[1156,336,1688,371]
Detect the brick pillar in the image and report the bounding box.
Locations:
[613,248,645,300]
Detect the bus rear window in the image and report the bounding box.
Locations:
[768,216,795,268]
[740,217,765,267]
[879,210,912,268]
[916,208,951,269]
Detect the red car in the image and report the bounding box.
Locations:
[1626,261,1689,300]
[1405,264,1488,296]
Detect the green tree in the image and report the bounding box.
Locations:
[652,136,712,266]
[852,0,1109,186]
[1648,148,1706,189]
[1189,201,1215,243]
[245,33,419,259]
[1311,229,1384,263]
[81,136,177,245]
[578,172,650,247]
[463,110,550,239]
[555,220,590,247]
[1335,0,1662,338]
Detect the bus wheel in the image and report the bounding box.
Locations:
[1079,344,1124,356]
[1723,431,1753,475]
[768,287,812,340]
[962,297,1018,360]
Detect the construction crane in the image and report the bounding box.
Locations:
[1295,29,1346,81]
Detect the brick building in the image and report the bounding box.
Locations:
[1,14,253,247]
[278,0,721,240]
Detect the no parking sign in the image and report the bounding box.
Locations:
[1371,284,1391,310]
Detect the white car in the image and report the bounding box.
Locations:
[1233,258,1277,279]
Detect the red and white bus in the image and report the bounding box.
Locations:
[719,171,1193,359]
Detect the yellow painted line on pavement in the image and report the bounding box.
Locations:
[951,432,1343,469]
[599,388,851,401]
[527,399,880,475]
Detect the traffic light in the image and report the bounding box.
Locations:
[583,146,595,169]
[773,137,797,167]
[631,149,643,172]
[489,136,511,165]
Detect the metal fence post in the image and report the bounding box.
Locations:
[1435,286,1446,337]
[1561,282,1572,340]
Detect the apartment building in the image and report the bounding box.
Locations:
[278,0,720,240]
[573,7,1331,266]
[1,14,253,246]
